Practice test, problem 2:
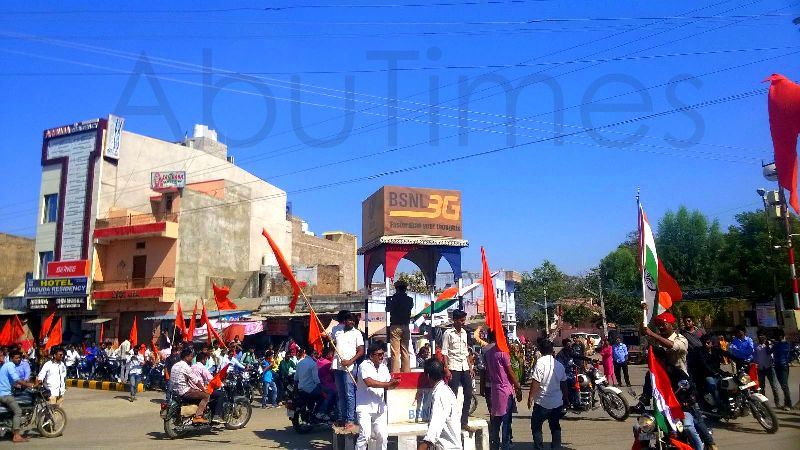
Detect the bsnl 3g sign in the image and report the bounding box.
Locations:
[362,186,463,243]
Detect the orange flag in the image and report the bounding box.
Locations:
[187,300,198,341]
[201,302,224,346]
[129,316,138,347]
[45,318,62,352]
[206,363,229,394]
[481,247,508,353]
[10,316,25,343]
[99,322,104,343]
[262,228,301,312]
[174,300,188,341]
[765,74,800,213]
[211,282,238,310]
[40,311,55,342]
[308,309,323,355]
[0,319,11,346]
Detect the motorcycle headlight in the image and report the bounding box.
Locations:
[738,374,752,385]
[637,415,656,433]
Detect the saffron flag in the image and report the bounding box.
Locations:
[639,204,682,324]
[648,346,685,434]
[206,363,229,394]
[262,227,301,312]
[0,320,11,345]
[40,312,54,342]
[766,73,800,213]
[99,322,104,343]
[481,247,508,353]
[129,316,138,347]
[174,300,188,341]
[211,282,238,310]
[308,309,324,355]
[187,300,198,341]
[10,316,25,343]
[201,302,224,346]
[45,318,62,352]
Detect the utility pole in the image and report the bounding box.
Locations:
[544,286,549,337]
[599,275,608,338]
[779,188,800,309]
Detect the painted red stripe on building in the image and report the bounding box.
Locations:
[93,221,167,238]
[93,287,164,300]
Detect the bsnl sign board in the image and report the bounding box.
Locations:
[362,186,462,244]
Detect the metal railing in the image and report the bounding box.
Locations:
[95,212,179,230]
[93,276,176,291]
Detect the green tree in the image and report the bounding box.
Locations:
[599,245,642,326]
[656,206,723,288]
[562,304,594,326]
[396,271,430,294]
[517,260,566,328]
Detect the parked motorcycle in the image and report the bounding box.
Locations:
[245,364,263,401]
[286,382,337,434]
[568,361,629,421]
[143,362,166,391]
[161,380,252,439]
[697,363,779,433]
[0,388,67,439]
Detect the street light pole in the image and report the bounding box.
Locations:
[758,188,783,323]
[779,188,800,309]
[544,286,549,336]
[598,276,607,338]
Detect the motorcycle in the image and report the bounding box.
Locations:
[0,388,67,439]
[633,413,694,449]
[568,361,629,421]
[286,382,337,434]
[697,363,779,433]
[161,380,252,439]
[227,370,254,404]
[92,356,122,382]
[143,362,166,391]
[245,364,263,401]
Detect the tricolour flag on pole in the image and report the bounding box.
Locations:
[648,346,685,434]
[638,203,682,324]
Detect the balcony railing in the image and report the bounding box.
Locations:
[93,276,176,291]
[95,212,179,230]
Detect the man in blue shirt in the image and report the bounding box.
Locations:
[770,329,793,410]
[0,349,34,443]
[611,337,631,387]
[728,326,755,363]
[16,355,31,381]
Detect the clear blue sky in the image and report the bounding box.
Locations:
[0,1,798,277]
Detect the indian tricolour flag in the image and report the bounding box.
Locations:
[648,346,685,433]
[638,204,683,324]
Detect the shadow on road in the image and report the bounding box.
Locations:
[253,426,331,449]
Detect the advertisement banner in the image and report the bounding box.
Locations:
[27,297,87,310]
[362,186,463,244]
[151,171,186,191]
[47,260,90,278]
[25,277,88,298]
[104,114,124,160]
[756,302,778,327]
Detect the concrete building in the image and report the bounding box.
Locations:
[290,216,358,294]
[0,233,34,296]
[28,117,357,343]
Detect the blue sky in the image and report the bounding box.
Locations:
[1,1,798,277]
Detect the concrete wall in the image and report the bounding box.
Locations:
[33,165,60,277]
[174,183,251,306]
[0,234,34,296]
[93,237,177,282]
[290,216,358,293]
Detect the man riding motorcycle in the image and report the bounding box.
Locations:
[555,339,592,409]
[0,350,35,443]
[169,347,211,425]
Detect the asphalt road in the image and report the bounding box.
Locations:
[9,363,800,449]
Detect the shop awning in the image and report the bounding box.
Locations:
[85,318,113,324]
[0,308,25,316]
[144,310,252,321]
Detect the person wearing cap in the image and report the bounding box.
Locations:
[386,279,414,373]
[640,311,688,373]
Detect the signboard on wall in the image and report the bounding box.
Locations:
[27,297,87,310]
[362,186,463,244]
[151,171,186,191]
[47,260,90,278]
[756,302,778,327]
[25,277,88,298]
[104,114,124,160]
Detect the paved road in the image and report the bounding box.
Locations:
[11,364,800,449]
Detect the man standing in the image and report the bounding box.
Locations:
[771,329,793,410]
[37,347,67,405]
[441,310,475,432]
[332,310,364,432]
[387,280,414,373]
[682,316,705,339]
[64,344,81,379]
[612,337,631,387]
[355,341,399,450]
[0,350,34,443]
[527,340,567,450]
[729,326,755,363]
[418,358,462,450]
[169,347,210,424]
[123,350,144,402]
[484,332,522,450]
[755,332,780,403]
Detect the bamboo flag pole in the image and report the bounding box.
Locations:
[299,289,358,385]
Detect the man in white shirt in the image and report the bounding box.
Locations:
[37,347,67,406]
[64,345,81,379]
[332,310,364,431]
[356,341,399,450]
[527,340,568,450]
[419,357,462,450]
[441,309,475,432]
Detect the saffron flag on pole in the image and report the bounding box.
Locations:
[638,204,682,324]
[211,282,238,311]
[765,73,800,213]
[481,246,509,353]
[45,318,63,352]
[10,316,25,343]
[174,300,188,340]
[647,346,685,434]
[206,364,229,394]
[0,319,11,345]
[129,316,138,347]
[40,311,54,342]
[308,309,324,355]
[99,322,104,343]
[262,228,301,312]
[187,300,198,341]
[201,301,225,346]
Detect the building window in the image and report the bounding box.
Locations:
[136,241,146,249]
[42,194,58,224]
[38,251,53,279]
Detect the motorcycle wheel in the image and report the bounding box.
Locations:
[469,395,478,416]
[37,405,67,438]
[224,397,253,430]
[748,397,779,434]
[599,390,629,421]
[163,417,183,439]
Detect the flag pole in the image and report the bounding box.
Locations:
[637,188,647,327]
[298,289,358,385]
